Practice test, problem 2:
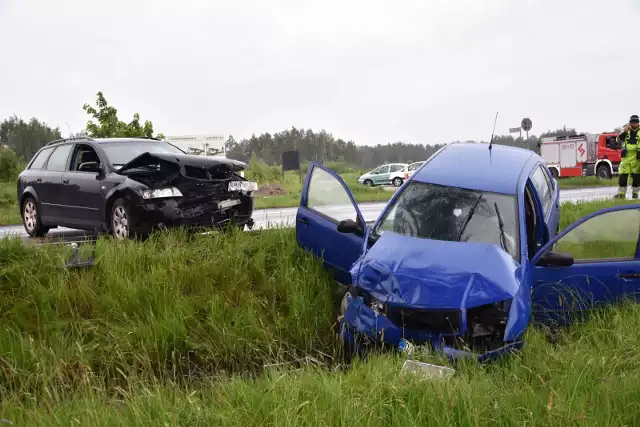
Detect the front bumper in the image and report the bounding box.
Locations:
[342,295,523,363]
[129,195,254,232]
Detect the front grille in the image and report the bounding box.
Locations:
[387,307,462,334]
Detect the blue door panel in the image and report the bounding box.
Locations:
[531,260,639,326]
[296,163,366,284]
[531,204,640,327]
[296,208,365,284]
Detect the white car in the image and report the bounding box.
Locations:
[357,163,407,187]
[388,161,425,187]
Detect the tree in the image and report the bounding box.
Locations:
[82,92,163,139]
[0,115,62,160]
[0,147,24,181]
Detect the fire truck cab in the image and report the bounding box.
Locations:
[540,132,621,180]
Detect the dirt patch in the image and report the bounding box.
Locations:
[255,183,288,197]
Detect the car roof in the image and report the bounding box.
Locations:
[412,142,538,195]
[42,137,163,149]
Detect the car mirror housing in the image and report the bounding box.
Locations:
[536,251,574,267]
[338,218,363,235]
[79,162,102,173]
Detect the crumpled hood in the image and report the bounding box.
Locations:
[351,231,520,309]
[117,152,247,175]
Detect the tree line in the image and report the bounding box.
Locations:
[0,91,595,174]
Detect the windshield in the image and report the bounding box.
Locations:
[372,181,519,260]
[100,141,186,168]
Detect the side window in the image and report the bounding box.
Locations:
[390,165,404,173]
[378,165,390,174]
[307,166,357,223]
[408,163,422,171]
[28,147,54,170]
[45,144,73,172]
[606,136,620,150]
[70,144,101,172]
[548,208,639,261]
[530,165,553,214]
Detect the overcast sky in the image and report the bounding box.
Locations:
[1,0,638,146]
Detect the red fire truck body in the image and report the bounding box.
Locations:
[540,132,622,179]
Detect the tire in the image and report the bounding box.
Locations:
[21,196,49,237]
[392,177,403,187]
[110,198,133,240]
[363,179,374,187]
[596,165,612,180]
[549,168,559,179]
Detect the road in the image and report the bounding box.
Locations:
[0,186,625,243]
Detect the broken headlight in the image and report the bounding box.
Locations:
[228,181,258,192]
[141,187,183,200]
[466,299,511,338]
[356,288,387,314]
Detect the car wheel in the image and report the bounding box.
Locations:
[392,177,403,187]
[363,179,374,187]
[111,199,132,240]
[549,168,559,179]
[596,165,611,180]
[22,197,49,237]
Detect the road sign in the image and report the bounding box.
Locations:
[509,127,521,133]
[521,118,532,132]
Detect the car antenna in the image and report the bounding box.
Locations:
[65,122,75,137]
[488,111,498,151]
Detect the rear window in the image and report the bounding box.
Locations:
[29,147,54,170]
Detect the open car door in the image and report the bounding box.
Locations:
[296,163,366,285]
[530,204,640,326]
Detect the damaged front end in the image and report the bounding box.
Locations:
[116,152,256,232]
[340,232,530,363]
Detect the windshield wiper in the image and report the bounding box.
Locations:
[456,194,483,241]
[494,201,508,252]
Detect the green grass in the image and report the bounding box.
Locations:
[0,181,21,226]
[557,176,617,189]
[1,199,639,425]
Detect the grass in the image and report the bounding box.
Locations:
[1,198,639,425]
[0,181,20,227]
[557,176,617,189]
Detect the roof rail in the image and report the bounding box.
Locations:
[45,136,94,146]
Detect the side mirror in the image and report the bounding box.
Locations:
[338,218,363,234]
[79,162,101,173]
[536,251,574,267]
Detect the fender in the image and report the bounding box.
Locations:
[102,186,137,225]
[594,159,614,175]
[19,186,40,207]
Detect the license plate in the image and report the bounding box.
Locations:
[400,360,455,380]
[218,199,241,210]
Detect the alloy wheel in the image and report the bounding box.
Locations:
[23,201,37,232]
[112,205,129,239]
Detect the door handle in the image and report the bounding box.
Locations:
[297,217,309,225]
[36,177,42,183]
[619,272,640,280]
[63,178,70,185]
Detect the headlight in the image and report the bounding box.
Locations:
[141,187,183,199]
[228,181,258,192]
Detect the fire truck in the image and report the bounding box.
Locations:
[539,132,621,179]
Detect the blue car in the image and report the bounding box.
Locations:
[296,142,640,362]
